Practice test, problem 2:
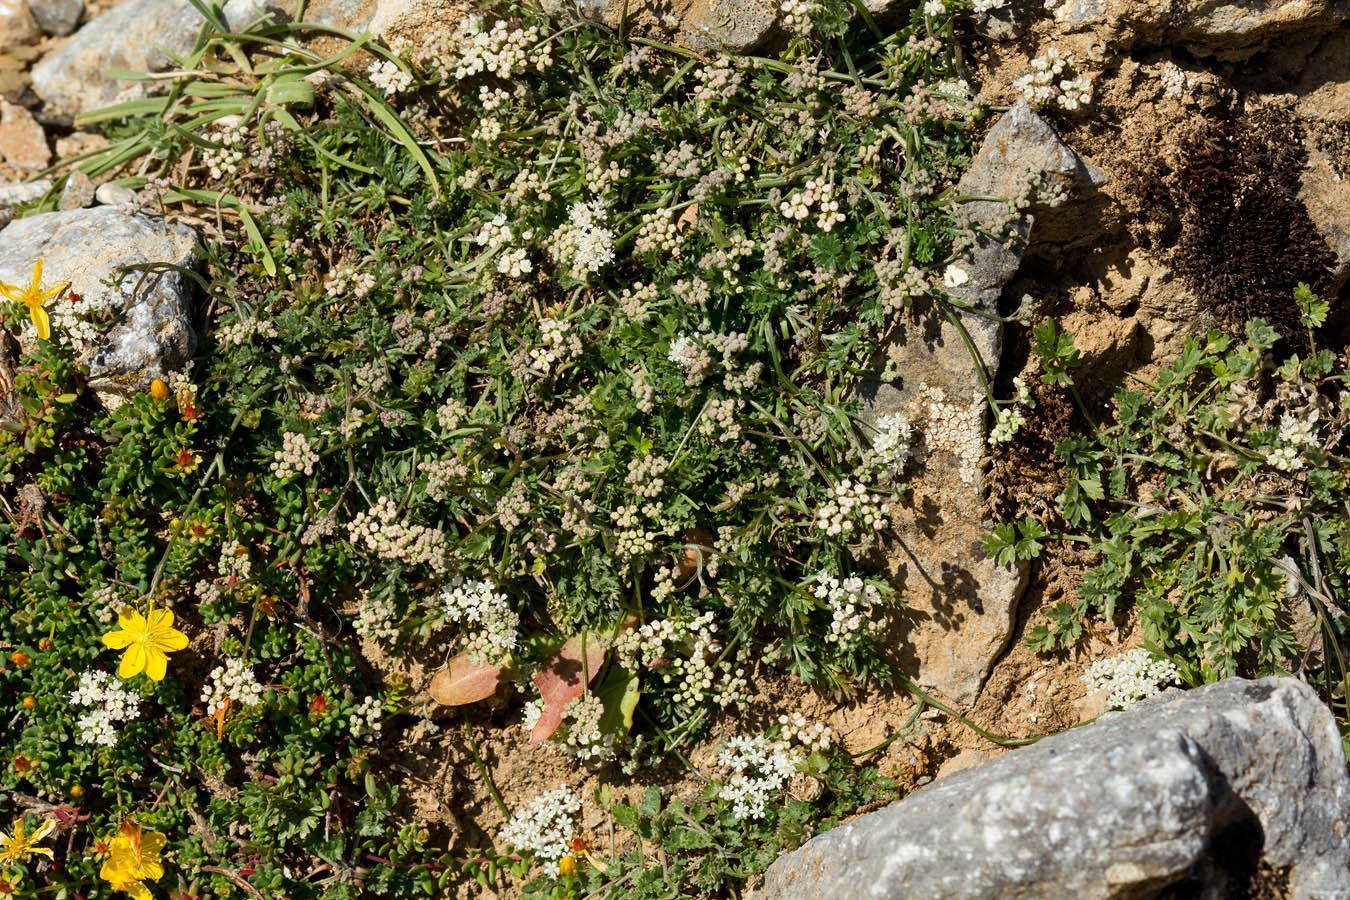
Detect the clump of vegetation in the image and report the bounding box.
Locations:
[0,0,1001,895]
[989,287,1350,732]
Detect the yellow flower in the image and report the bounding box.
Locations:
[0,259,66,342]
[0,817,56,864]
[99,823,166,900]
[102,606,189,681]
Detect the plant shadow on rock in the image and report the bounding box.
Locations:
[1116,100,1338,351]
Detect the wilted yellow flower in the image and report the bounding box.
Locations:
[0,259,66,341]
[149,379,170,402]
[99,822,165,900]
[102,606,189,681]
[0,817,56,864]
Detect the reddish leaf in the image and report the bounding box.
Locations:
[530,631,606,744]
[428,652,507,706]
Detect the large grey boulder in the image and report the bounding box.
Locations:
[861,100,1103,711]
[0,207,199,394]
[758,677,1350,900]
[30,0,378,117]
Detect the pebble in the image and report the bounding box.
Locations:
[0,101,50,170]
[0,0,39,52]
[58,170,94,210]
[29,0,82,34]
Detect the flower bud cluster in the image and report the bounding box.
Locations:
[778,711,833,752]
[814,479,886,537]
[270,431,320,480]
[811,573,883,644]
[347,496,448,570]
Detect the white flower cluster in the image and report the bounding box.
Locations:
[202,122,248,180]
[779,177,845,231]
[349,695,384,740]
[45,280,122,355]
[200,658,265,717]
[778,712,833,753]
[439,576,519,665]
[70,671,141,747]
[367,58,413,97]
[550,200,615,276]
[1082,648,1180,710]
[476,213,534,279]
[921,0,945,14]
[499,787,582,876]
[1266,410,1320,471]
[530,317,582,373]
[869,413,914,473]
[811,573,883,644]
[915,382,984,484]
[814,478,886,537]
[270,431,320,480]
[989,377,1035,445]
[1014,47,1093,111]
[449,15,550,80]
[347,496,448,570]
[716,735,800,821]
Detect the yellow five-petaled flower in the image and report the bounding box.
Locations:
[99,822,165,900]
[0,817,56,864]
[0,259,66,342]
[102,606,189,681]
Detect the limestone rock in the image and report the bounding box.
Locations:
[28,0,82,35]
[859,101,1102,711]
[0,0,39,52]
[758,677,1350,900]
[31,0,377,117]
[1050,0,1350,59]
[57,170,93,210]
[0,207,199,394]
[0,179,50,228]
[1301,130,1350,294]
[539,0,777,54]
[0,102,49,170]
[94,182,136,207]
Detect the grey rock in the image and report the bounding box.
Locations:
[28,0,82,35]
[0,0,40,52]
[1301,133,1350,295]
[1052,0,1350,59]
[0,179,52,229]
[540,0,776,54]
[859,101,1102,711]
[0,207,199,393]
[758,677,1350,900]
[31,0,377,117]
[57,170,93,210]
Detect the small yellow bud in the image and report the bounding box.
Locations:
[22,696,35,709]
[559,855,579,877]
[150,379,170,402]
[69,784,83,798]
[10,651,30,668]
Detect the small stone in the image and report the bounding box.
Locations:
[54,131,108,160]
[58,170,93,210]
[28,0,82,35]
[0,0,39,51]
[94,182,136,207]
[0,102,50,170]
[0,207,199,397]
